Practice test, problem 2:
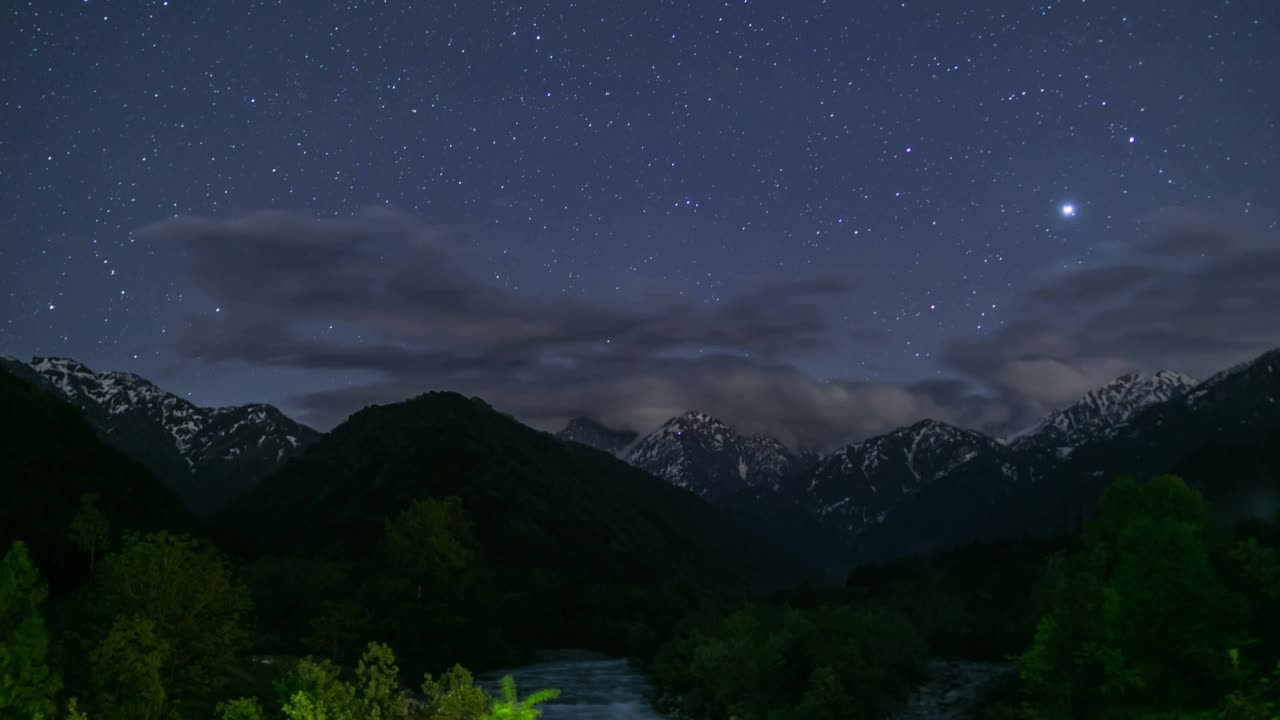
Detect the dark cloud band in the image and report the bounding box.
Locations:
[141,207,1279,448]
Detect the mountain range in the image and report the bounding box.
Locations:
[0,356,318,513]
[556,356,1279,565]
[4,346,1277,572]
[215,390,805,589]
[0,364,193,589]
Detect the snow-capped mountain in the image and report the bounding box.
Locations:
[609,411,846,567]
[1007,370,1198,457]
[555,416,638,455]
[622,411,805,499]
[24,357,319,512]
[802,419,1009,536]
[853,348,1280,564]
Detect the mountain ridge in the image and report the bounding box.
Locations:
[1007,369,1199,457]
[853,348,1280,563]
[219,390,811,587]
[21,356,319,513]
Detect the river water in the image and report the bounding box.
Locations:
[477,653,670,719]
[475,652,1011,720]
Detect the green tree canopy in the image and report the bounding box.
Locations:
[355,642,404,720]
[0,541,61,720]
[96,531,252,711]
[1019,475,1245,712]
[92,614,169,720]
[384,497,476,608]
[216,697,266,720]
[274,657,356,720]
[418,665,490,720]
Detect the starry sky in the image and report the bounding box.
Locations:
[3,1,1279,448]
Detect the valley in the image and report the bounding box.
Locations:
[6,3,1274,718]
[3,347,1279,719]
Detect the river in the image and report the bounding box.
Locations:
[476,650,668,719]
[476,651,1012,720]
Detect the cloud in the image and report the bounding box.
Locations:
[143,210,847,363]
[940,208,1280,419]
[143,210,959,447]
[141,207,1278,449]
[286,353,1010,451]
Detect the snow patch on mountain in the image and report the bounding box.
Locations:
[623,411,802,499]
[803,419,1006,536]
[25,356,319,510]
[1008,370,1198,453]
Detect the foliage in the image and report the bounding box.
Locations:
[482,676,559,720]
[216,696,266,720]
[1007,475,1272,718]
[844,537,1059,660]
[1221,651,1280,720]
[69,493,111,573]
[96,531,253,713]
[1220,537,1280,668]
[274,657,356,717]
[651,602,927,720]
[282,689,348,720]
[64,697,90,720]
[418,665,491,720]
[91,614,169,720]
[384,497,475,606]
[259,646,559,720]
[354,642,404,720]
[0,541,61,720]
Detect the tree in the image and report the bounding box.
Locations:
[355,642,403,720]
[70,492,111,572]
[274,657,356,720]
[384,497,475,609]
[92,614,169,720]
[1221,653,1280,720]
[0,541,61,720]
[282,690,349,720]
[1018,475,1243,712]
[419,665,490,720]
[97,532,252,711]
[65,697,90,720]
[216,697,265,720]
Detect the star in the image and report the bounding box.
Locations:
[3,2,1272,445]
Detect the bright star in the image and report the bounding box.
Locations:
[1061,203,1076,218]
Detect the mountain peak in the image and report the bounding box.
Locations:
[1009,368,1198,452]
[31,355,96,376]
[804,420,1005,536]
[23,355,319,512]
[626,411,798,498]
[667,409,730,428]
[650,411,739,444]
[898,417,957,435]
[1109,368,1198,389]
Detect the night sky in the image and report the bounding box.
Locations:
[3,1,1278,447]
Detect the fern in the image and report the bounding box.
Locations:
[481,675,561,719]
